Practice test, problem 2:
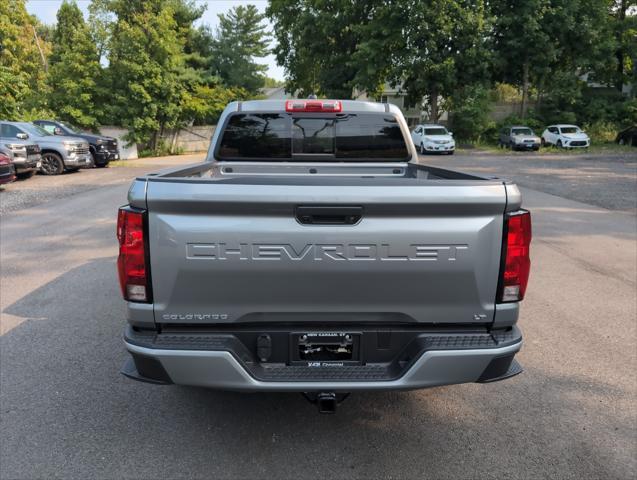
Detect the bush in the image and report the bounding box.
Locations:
[449,85,495,143]
[496,113,544,133]
[582,121,619,144]
[138,140,184,158]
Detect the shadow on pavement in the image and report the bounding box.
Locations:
[1,257,634,479]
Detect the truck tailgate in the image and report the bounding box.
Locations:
[146,180,506,326]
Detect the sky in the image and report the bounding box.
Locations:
[25,0,286,81]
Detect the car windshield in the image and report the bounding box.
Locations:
[560,127,580,134]
[424,127,448,135]
[21,123,52,137]
[59,121,83,134]
[512,128,533,136]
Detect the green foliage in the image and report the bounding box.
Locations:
[138,139,183,157]
[267,0,372,98]
[496,113,544,134]
[448,85,495,142]
[263,77,284,88]
[103,0,205,146]
[47,0,102,129]
[210,5,269,94]
[181,84,248,125]
[493,83,523,103]
[583,120,621,143]
[0,0,51,119]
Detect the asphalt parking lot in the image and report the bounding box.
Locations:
[1,151,636,479]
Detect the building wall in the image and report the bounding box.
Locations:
[165,126,216,153]
[98,126,138,159]
[99,126,216,159]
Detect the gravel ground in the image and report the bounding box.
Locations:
[0,154,204,216]
[422,149,637,213]
[2,150,634,217]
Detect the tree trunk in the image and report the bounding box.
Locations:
[615,0,627,92]
[430,88,439,123]
[521,61,529,119]
[536,75,545,114]
[32,25,47,72]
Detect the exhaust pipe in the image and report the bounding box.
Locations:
[302,392,350,414]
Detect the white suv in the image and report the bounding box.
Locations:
[411,124,455,155]
[541,124,590,148]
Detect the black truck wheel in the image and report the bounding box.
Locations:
[40,152,64,175]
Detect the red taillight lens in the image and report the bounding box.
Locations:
[285,100,342,112]
[499,210,532,302]
[117,207,150,302]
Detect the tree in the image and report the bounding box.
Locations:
[87,0,113,62]
[47,0,102,129]
[0,0,51,119]
[353,0,492,122]
[267,0,373,98]
[605,0,636,93]
[104,0,204,147]
[491,0,613,117]
[210,5,270,94]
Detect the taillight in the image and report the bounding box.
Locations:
[285,100,342,112]
[498,209,532,302]
[117,207,151,302]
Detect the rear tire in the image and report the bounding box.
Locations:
[40,152,64,175]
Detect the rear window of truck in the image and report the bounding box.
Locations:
[216,113,410,161]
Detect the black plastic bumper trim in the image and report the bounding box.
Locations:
[120,354,173,385]
[476,355,523,383]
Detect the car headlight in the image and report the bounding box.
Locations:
[4,144,26,156]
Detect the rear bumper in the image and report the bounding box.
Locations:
[122,326,523,392]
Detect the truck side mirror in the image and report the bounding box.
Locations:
[16,133,28,140]
[449,132,453,136]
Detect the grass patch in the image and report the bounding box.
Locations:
[456,141,635,155]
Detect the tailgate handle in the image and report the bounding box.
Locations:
[296,206,363,225]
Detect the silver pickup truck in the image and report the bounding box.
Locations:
[119,100,531,412]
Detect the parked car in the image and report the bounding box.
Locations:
[411,124,455,154]
[33,120,119,167]
[499,126,541,151]
[0,148,16,185]
[118,99,530,413]
[616,125,637,147]
[541,124,590,148]
[0,125,42,178]
[0,122,91,175]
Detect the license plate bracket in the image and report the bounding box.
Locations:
[290,332,362,366]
